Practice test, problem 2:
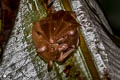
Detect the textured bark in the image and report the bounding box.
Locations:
[76,0,120,79]
[0,0,88,80]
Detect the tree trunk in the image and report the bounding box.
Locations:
[0,0,119,80]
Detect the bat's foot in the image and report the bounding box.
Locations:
[57,48,75,62]
[48,60,53,71]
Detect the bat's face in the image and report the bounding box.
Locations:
[32,10,80,68]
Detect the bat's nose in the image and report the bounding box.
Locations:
[50,47,55,52]
[49,43,58,52]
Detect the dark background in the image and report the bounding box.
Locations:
[97,0,120,37]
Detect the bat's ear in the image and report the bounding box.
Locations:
[48,60,53,71]
[33,21,41,30]
[69,11,81,29]
[33,21,39,26]
[69,11,77,19]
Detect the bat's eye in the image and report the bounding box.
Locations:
[36,31,41,35]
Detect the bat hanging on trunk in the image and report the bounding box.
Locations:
[32,0,80,70]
